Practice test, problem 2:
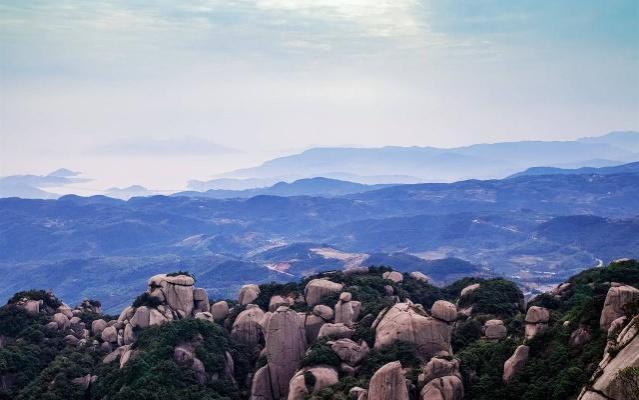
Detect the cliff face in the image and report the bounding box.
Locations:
[1,260,638,400]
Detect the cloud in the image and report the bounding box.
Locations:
[93,137,240,156]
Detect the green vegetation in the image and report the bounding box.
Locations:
[0,260,637,400]
[8,289,62,309]
[132,292,163,308]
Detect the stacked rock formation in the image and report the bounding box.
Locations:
[599,283,639,331]
[251,306,307,400]
[524,306,550,340]
[334,292,361,327]
[374,301,455,361]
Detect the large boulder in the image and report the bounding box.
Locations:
[525,306,550,340]
[460,283,480,299]
[193,288,210,313]
[130,306,150,329]
[410,271,430,282]
[368,361,409,400]
[318,323,353,339]
[239,284,260,306]
[375,303,452,360]
[334,293,361,327]
[287,366,339,400]
[53,313,70,330]
[312,305,334,321]
[599,284,639,331]
[483,319,507,340]
[232,304,265,349]
[503,345,529,383]
[330,339,369,366]
[260,306,307,399]
[304,279,344,307]
[91,319,108,337]
[210,301,229,321]
[304,314,327,343]
[382,271,403,283]
[418,358,461,388]
[148,274,196,318]
[431,301,457,323]
[579,315,639,400]
[420,375,464,400]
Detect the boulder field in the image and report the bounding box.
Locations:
[2,260,639,400]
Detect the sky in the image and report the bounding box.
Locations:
[1,0,638,190]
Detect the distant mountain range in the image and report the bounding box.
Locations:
[219,131,639,184]
[2,167,639,310]
[174,177,394,198]
[508,160,639,178]
[2,131,638,199]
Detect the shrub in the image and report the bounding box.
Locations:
[132,292,163,308]
[8,290,62,310]
[301,339,341,368]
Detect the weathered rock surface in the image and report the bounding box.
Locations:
[525,306,550,340]
[130,306,150,329]
[579,315,639,400]
[257,306,307,399]
[368,361,409,400]
[318,323,354,339]
[304,279,344,307]
[239,284,260,306]
[375,303,452,360]
[91,319,108,337]
[210,301,229,321]
[330,339,369,366]
[410,271,430,282]
[382,271,404,283]
[460,283,480,299]
[312,305,334,321]
[503,345,529,383]
[334,293,361,327]
[287,365,339,400]
[418,357,461,388]
[431,301,457,323]
[148,274,195,318]
[420,375,464,400]
[483,319,507,340]
[599,284,639,331]
[569,326,592,347]
[101,326,118,343]
[232,304,265,348]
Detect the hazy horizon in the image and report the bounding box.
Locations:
[2,1,639,190]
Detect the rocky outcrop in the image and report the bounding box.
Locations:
[382,271,404,283]
[148,274,196,318]
[431,301,457,323]
[600,284,639,331]
[239,284,261,306]
[334,292,361,327]
[569,326,592,347]
[252,306,307,400]
[410,271,430,282]
[524,306,550,340]
[460,283,480,299]
[368,361,409,400]
[210,301,229,321]
[329,339,369,366]
[287,365,339,400]
[418,357,461,387]
[375,303,452,360]
[232,304,265,349]
[483,319,507,340]
[503,345,529,383]
[579,315,639,400]
[318,322,353,339]
[421,375,464,400]
[304,279,344,307]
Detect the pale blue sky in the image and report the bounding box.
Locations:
[1,0,638,188]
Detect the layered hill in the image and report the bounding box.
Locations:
[2,170,639,310]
